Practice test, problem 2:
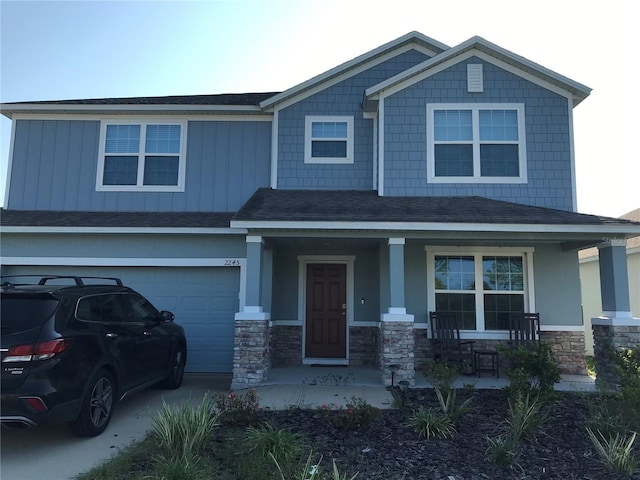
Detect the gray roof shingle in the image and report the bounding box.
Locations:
[233,189,639,226]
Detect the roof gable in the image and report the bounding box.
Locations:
[259,31,449,111]
[365,36,592,108]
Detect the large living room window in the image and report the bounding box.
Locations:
[427,248,534,333]
[97,120,186,191]
[426,104,526,183]
[304,116,354,164]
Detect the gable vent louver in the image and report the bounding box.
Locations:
[467,64,483,93]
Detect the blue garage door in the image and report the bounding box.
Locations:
[6,266,240,373]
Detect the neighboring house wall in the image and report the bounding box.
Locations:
[580,245,640,355]
[7,119,272,212]
[383,58,574,209]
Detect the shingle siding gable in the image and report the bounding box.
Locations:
[383,57,574,210]
[277,50,430,190]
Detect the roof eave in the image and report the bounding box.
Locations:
[230,220,640,236]
[365,35,592,105]
[0,103,268,119]
[260,31,450,111]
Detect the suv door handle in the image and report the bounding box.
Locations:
[106,333,118,339]
[143,331,152,336]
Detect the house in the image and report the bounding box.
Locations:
[2,32,639,388]
[579,208,640,355]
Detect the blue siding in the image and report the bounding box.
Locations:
[383,58,574,210]
[277,50,429,189]
[7,119,271,212]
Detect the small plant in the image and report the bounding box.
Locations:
[486,434,519,468]
[246,422,303,466]
[213,388,260,426]
[145,453,209,480]
[270,451,359,480]
[434,386,473,425]
[506,393,548,442]
[319,397,379,431]
[150,395,219,458]
[408,406,456,439]
[587,428,639,476]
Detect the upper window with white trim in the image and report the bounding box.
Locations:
[426,104,526,183]
[304,116,354,164]
[97,120,187,191]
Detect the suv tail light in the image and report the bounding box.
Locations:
[2,339,73,362]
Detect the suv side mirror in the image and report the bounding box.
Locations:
[160,311,175,323]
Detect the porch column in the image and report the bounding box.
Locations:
[232,235,270,389]
[380,238,415,386]
[591,238,640,390]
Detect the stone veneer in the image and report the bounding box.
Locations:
[270,326,302,366]
[231,320,269,388]
[379,321,415,386]
[415,329,587,375]
[592,322,640,390]
[269,324,379,367]
[540,331,586,375]
[349,326,379,366]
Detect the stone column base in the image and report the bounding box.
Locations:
[379,320,415,386]
[231,319,270,389]
[592,316,640,391]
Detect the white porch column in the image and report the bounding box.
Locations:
[232,235,270,389]
[380,238,415,386]
[591,238,640,390]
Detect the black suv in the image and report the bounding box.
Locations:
[1,275,187,437]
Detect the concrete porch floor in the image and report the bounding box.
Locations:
[263,365,596,392]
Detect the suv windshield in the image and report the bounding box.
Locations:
[1,294,60,334]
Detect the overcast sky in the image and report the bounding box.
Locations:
[1,0,638,217]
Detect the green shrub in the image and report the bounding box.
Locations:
[502,342,560,401]
[408,406,456,439]
[319,397,379,431]
[213,388,260,426]
[587,428,639,476]
[434,386,473,425]
[151,395,219,458]
[615,347,640,431]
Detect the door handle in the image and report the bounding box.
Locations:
[106,333,118,339]
[143,331,153,336]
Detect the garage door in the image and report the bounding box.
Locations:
[5,266,240,373]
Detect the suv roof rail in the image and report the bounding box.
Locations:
[0,275,124,287]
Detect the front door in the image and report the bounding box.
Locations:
[305,264,347,358]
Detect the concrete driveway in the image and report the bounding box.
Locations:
[1,374,231,480]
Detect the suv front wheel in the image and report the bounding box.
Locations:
[159,345,186,389]
[69,369,115,437]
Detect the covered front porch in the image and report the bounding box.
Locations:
[228,190,640,389]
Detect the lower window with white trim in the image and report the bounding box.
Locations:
[427,248,534,331]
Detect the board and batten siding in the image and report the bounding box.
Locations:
[7,119,271,212]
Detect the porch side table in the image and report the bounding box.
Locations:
[474,349,500,378]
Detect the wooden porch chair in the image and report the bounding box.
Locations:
[508,312,541,350]
[428,311,475,370]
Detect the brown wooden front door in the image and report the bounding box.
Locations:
[305,263,347,358]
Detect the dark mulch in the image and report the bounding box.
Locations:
[234,389,633,480]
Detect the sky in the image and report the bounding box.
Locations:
[1,0,638,218]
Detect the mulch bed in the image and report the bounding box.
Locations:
[241,389,628,480]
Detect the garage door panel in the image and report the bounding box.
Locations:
[6,265,239,373]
